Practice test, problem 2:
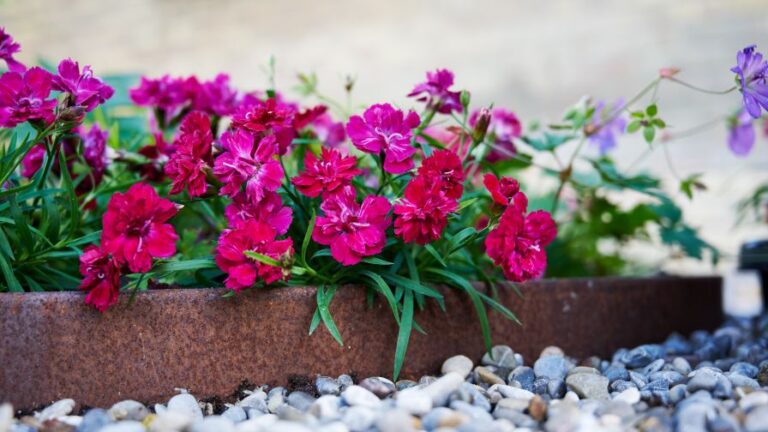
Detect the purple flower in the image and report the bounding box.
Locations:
[408,69,462,114]
[0,67,56,128]
[81,124,109,177]
[0,28,25,73]
[129,75,191,112]
[192,73,239,117]
[731,45,768,119]
[727,109,755,156]
[588,100,626,154]
[52,59,114,112]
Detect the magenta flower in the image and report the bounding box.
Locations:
[417,149,465,199]
[0,67,56,128]
[312,113,346,147]
[313,188,391,266]
[20,144,45,178]
[102,183,179,273]
[52,59,114,112]
[213,129,284,200]
[485,201,557,282]
[408,69,462,114]
[483,173,528,209]
[470,108,522,162]
[192,73,239,117]
[215,220,294,290]
[231,97,297,155]
[225,191,293,235]
[588,100,626,154]
[79,245,122,312]
[292,147,361,198]
[732,45,768,119]
[79,124,109,191]
[394,175,458,245]
[346,103,421,174]
[0,28,24,73]
[165,112,214,197]
[727,109,755,156]
[129,75,190,112]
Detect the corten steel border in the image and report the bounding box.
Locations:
[0,276,721,410]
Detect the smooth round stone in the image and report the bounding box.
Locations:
[548,379,566,399]
[422,407,468,430]
[316,376,341,396]
[745,405,768,432]
[613,387,640,405]
[740,391,768,410]
[565,373,610,400]
[727,372,760,389]
[603,365,629,383]
[308,395,340,419]
[629,371,648,389]
[672,357,692,375]
[342,406,378,431]
[77,409,112,432]
[568,367,599,376]
[267,388,288,414]
[100,421,145,432]
[337,374,354,391]
[474,366,505,386]
[448,382,491,412]
[108,400,149,422]
[641,359,665,375]
[422,373,465,407]
[167,393,203,422]
[482,345,519,370]
[687,368,732,397]
[449,400,493,423]
[341,386,381,409]
[190,416,236,432]
[669,384,688,405]
[287,392,316,412]
[497,385,535,401]
[375,409,416,432]
[534,356,570,381]
[528,395,547,422]
[275,405,312,423]
[620,345,664,368]
[222,406,247,423]
[359,377,396,398]
[263,420,313,432]
[149,410,194,431]
[609,380,636,393]
[37,399,76,421]
[235,414,278,432]
[731,362,759,378]
[419,376,437,386]
[540,346,565,358]
[442,355,473,378]
[648,371,685,387]
[396,380,418,391]
[596,400,634,420]
[508,366,535,390]
[532,378,549,395]
[395,389,432,416]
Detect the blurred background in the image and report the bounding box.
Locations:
[2,0,768,311]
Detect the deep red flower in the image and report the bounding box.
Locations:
[483,173,527,209]
[213,130,284,200]
[52,58,114,113]
[0,27,24,73]
[292,148,361,198]
[231,97,297,155]
[79,245,122,312]
[215,220,294,290]
[394,175,458,245]
[313,187,391,266]
[225,191,293,235]
[0,67,56,128]
[417,149,465,199]
[165,112,213,197]
[346,103,421,174]
[408,69,462,114]
[485,202,557,282]
[102,183,179,273]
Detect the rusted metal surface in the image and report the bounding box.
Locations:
[0,277,722,410]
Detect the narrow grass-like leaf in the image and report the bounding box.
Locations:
[243,251,280,267]
[58,150,80,239]
[361,257,394,266]
[301,210,316,265]
[382,273,443,299]
[361,270,399,324]
[8,194,32,256]
[424,244,447,267]
[477,291,521,325]
[0,226,15,260]
[0,252,22,292]
[317,285,344,346]
[393,289,414,381]
[22,275,44,292]
[153,258,217,273]
[308,309,321,335]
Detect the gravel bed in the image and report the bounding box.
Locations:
[4,315,768,432]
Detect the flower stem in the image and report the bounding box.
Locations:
[664,77,737,95]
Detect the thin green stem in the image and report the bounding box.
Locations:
[664,77,737,95]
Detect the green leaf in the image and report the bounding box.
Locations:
[0,226,15,260]
[153,258,217,273]
[361,270,400,324]
[426,268,492,354]
[0,252,22,292]
[522,132,576,152]
[317,285,344,346]
[308,309,321,335]
[652,118,666,128]
[448,227,478,254]
[477,291,521,324]
[393,289,414,381]
[361,257,394,266]
[382,273,443,299]
[646,104,658,117]
[301,211,316,266]
[643,126,656,144]
[626,120,642,133]
[8,194,32,256]
[424,244,447,268]
[58,150,80,239]
[243,251,280,267]
[457,197,478,212]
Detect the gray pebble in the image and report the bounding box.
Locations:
[482,345,519,370]
[565,373,610,400]
[341,385,381,409]
[76,409,112,432]
[190,416,236,432]
[287,391,316,412]
[342,405,378,431]
[222,405,247,423]
[442,355,474,378]
[167,393,203,422]
[316,376,341,396]
[99,421,145,432]
[359,377,396,398]
[533,356,570,381]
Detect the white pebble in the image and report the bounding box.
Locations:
[341,385,381,409]
[167,392,203,422]
[36,398,75,421]
[740,391,768,411]
[235,413,278,432]
[422,372,464,406]
[613,387,640,405]
[395,388,432,416]
[441,355,474,378]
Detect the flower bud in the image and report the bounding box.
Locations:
[57,105,86,123]
[472,108,491,143]
[460,90,471,109]
[659,67,681,79]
